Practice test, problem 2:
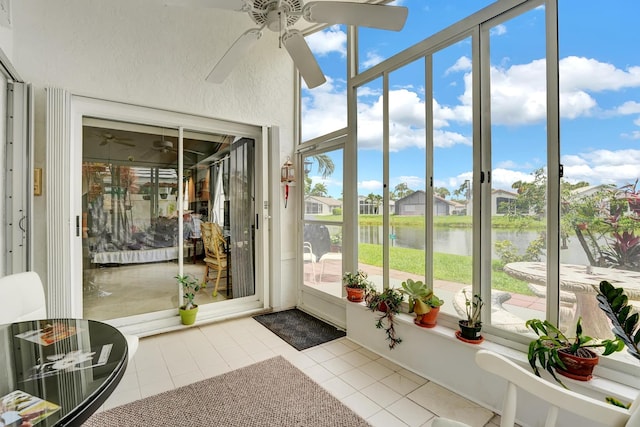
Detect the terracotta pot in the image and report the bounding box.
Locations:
[378,301,388,312]
[556,348,599,381]
[458,320,482,341]
[415,306,440,328]
[346,287,365,302]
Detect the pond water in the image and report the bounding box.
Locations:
[358,225,590,265]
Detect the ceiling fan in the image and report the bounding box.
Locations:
[152,139,206,156]
[168,0,408,88]
[97,132,136,147]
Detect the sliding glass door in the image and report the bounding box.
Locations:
[81,119,244,319]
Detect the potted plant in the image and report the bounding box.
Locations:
[343,270,372,302]
[365,287,404,349]
[176,274,200,325]
[526,317,624,387]
[400,278,444,328]
[457,290,484,343]
[329,232,342,253]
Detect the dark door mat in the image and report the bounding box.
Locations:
[253,309,346,351]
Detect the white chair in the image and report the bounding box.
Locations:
[0,271,138,363]
[433,350,640,427]
[0,272,47,324]
[303,242,317,283]
[319,252,342,282]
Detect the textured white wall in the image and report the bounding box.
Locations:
[10,0,298,309]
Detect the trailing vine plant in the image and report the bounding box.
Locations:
[366,288,404,349]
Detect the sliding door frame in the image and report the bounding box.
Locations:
[46,90,270,333]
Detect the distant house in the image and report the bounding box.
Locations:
[393,191,459,216]
[304,196,342,216]
[465,189,519,216]
[449,200,466,215]
[492,189,519,216]
[570,184,615,199]
[358,195,394,215]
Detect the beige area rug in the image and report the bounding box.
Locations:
[83,356,370,427]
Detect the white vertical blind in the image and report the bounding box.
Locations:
[45,87,73,317]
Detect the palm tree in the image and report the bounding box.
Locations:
[392,182,413,200]
[435,187,450,199]
[365,193,383,214]
[309,183,328,197]
[309,154,334,179]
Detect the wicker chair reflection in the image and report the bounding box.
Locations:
[201,222,229,297]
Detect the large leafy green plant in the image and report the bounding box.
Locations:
[526,317,624,388]
[595,280,640,361]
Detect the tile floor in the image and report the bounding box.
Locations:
[96,316,501,427]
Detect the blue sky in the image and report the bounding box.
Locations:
[301,0,640,199]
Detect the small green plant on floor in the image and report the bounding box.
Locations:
[175,274,200,310]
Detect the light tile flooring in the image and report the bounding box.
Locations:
[97,316,501,427]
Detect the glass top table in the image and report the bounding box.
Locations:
[0,318,128,427]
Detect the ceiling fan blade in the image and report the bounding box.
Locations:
[282,30,326,89]
[303,1,408,31]
[206,29,262,83]
[164,0,250,11]
[114,140,136,147]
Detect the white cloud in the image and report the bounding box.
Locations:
[561,149,640,185]
[434,129,471,148]
[432,172,472,192]
[560,154,588,166]
[307,173,343,197]
[617,101,640,115]
[302,54,640,188]
[621,130,640,139]
[490,24,507,36]
[392,175,425,190]
[358,179,383,193]
[495,159,523,169]
[354,88,472,151]
[362,50,385,69]
[446,56,472,74]
[301,76,347,141]
[561,56,640,92]
[491,168,534,190]
[306,25,346,57]
[304,53,640,141]
[470,56,640,125]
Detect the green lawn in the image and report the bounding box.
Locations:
[309,213,537,295]
[358,243,532,295]
[316,214,545,230]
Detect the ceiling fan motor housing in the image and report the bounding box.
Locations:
[251,0,302,31]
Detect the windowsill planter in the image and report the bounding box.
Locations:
[345,302,638,427]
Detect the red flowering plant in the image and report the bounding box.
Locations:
[561,179,640,269]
